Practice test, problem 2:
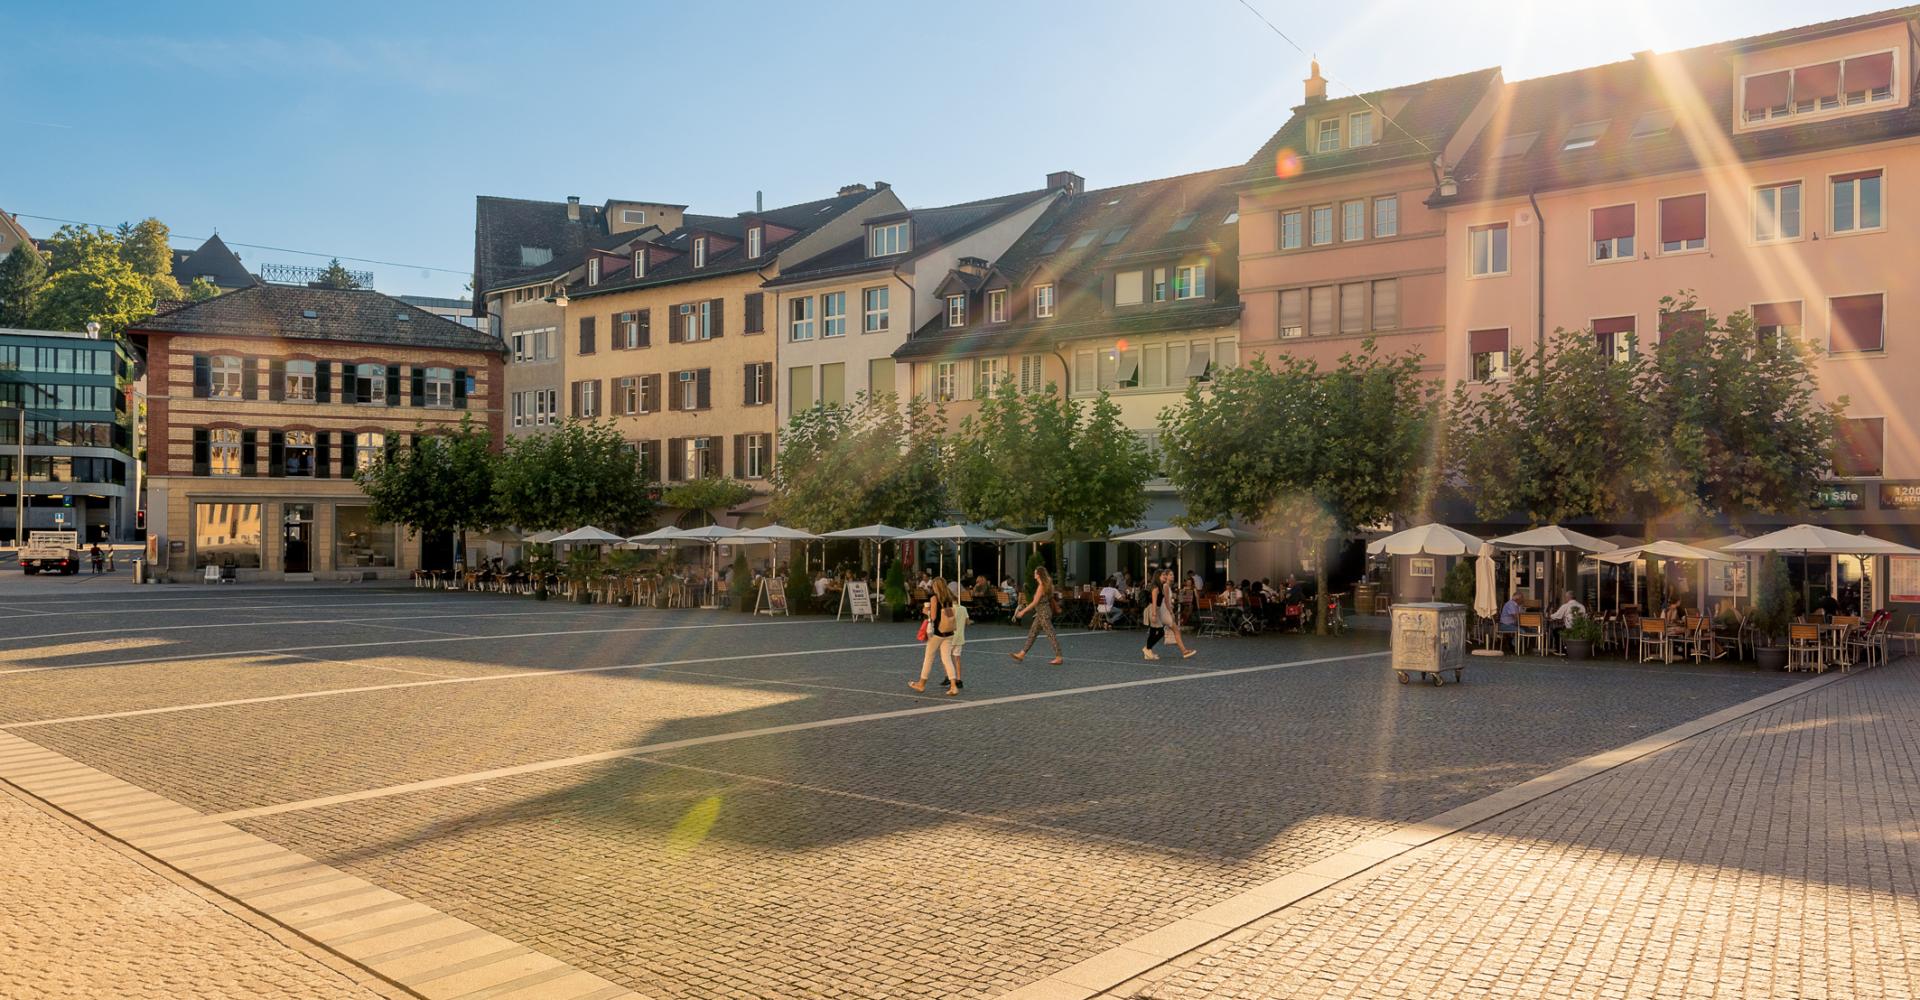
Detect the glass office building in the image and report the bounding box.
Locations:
[0,327,136,544]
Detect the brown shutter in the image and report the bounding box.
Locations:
[668,438,685,481]
[733,434,745,478]
[1846,52,1894,93]
[1659,195,1706,244]
[610,313,624,350]
[709,435,723,479]
[667,304,681,343]
[1797,61,1840,104]
[1592,316,1635,336]
[743,364,755,405]
[696,368,711,410]
[664,372,679,411]
[570,381,582,417]
[1752,302,1801,328]
[1592,204,1634,241]
[243,358,259,399]
[1743,70,1789,114]
[592,379,604,417]
[579,315,596,354]
[268,360,285,401]
[1468,328,1508,355]
[710,298,724,338]
[1831,294,1884,353]
[744,292,763,333]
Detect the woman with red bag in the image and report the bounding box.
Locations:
[909,578,960,696]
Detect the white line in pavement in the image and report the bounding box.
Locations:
[202,651,1384,823]
[0,599,475,618]
[285,653,459,680]
[0,617,837,675]
[0,607,623,644]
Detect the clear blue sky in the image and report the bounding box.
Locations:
[0,0,1890,300]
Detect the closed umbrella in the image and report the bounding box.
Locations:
[1473,541,1501,653]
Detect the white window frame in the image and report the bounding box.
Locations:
[1468,222,1510,278]
[1310,205,1334,246]
[618,376,639,415]
[1034,283,1055,318]
[692,237,707,269]
[1347,110,1374,147]
[354,431,384,470]
[512,391,525,427]
[511,331,527,362]
[1591,316,1640,365]
[1280,209,1303,250]
[1316,117,1341,153]
[1018,354,1046,394]
[587,258,600,285]
[862,286,890,333]
[934,361,958,402]
[976,357,1006,395]
[284,360,315,401]
[869,222,908,257]
[621,208,647,225]
[1830,168,1886,236]
[745,362,769,406]
[424,367,454,408]
[1175,263,1207,300]
[1750,299,1805,349]
[1341,201,1365,242]
[677,370,699,410]
[1113,270,1144,307]
[1472,343,1512,383]
[789,296,815,341]
[745,434,767,479]
[1657,192,1709,255]
[1751,180,1804,243]
[210,355,243,399]
[209,427,242,476]
[747,227,762,258]
[1373,195,1398,238]
[1739,49,1901,127]
[1828,291,1887,355]
[988,288,1008,323]
[946,294,967,328]
[821,291,847,338]
[355,363,387,404]
[1590,203,1637,263]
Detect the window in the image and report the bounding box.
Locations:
[1175,263,1207,300]
[1339,283,1366,334]
[1562,120,1607,151]
[1592,204,1635,261]
[1594,316,1637,363]
[744,434,767,479]
[1280,209,1303,249]
[988,288,1008,323]
[424,367,454,407]
[820,362,846,406]
[1371,278,1399,331]
[744,362,770,406]
[1308,285,1334,337]
[1830,293,1885,353]
[1832,170,1883,233]
[194,503,262,569]
[1102,226,1131,246]
[1034,283,1056,318]
[1348,110,1374,147]
[1279,289,1304,339]
[692,237,707,268]
[869,222,908,256]
[512,392,524,427]
[1373,195,1398,238]
[976,357,1006,395]
[576,379,599,418]
[946,294,967,328]
[860,286,889,333]
[821,291,847,337]
[688,437,716,479]
[1018,354,1046,394]
[354,363,386,404]
[1754,301,1803,347]
[1743,52,1895,124]
[617,376,639,415]
[209,427,242,476]
[587,258,600,285]
[284,430,315,477]
[1469,329,1511,381]
[1658,308,1706,343]
[1316,117,1341,152]
[1753,181,1802,241]
[335,506,396,568]
[1310,205,1334,245]
[1114,270,1144,307]
[1631,110,1675,138]
[788,297,814,341]
[677,370,703,410]
[1184,342,1213,381]
[1495,132,1538,158]
[934,361,958,402]
[747,227,763,258]
[354,431,385,470]
[618,311,642,349]
[788,366,815,411]
[1469,222,1509,276]
[622,209,647,225]
[1152,268,1168,302]
[633,249,646,278]
[1658,193,1707,253]
[285,360,315,401]
[1070,230,1101,249]
[518,246,552,267]
[1833,417,1886,478]
[869,357,896,397]
[1341,201,1365,242]
[210,355,243,398]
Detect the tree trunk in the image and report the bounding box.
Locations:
[458,528,468,571]
[1315,544,1330,636]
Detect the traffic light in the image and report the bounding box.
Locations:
[135,509,147,531]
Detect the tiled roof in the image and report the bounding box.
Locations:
[566,188,885,300]
[765,188,1053,286]
[128,285,503,353]
[894,302,1242,361]
[1440,6,1920,203]
[1239,67,1502,187]
[168,234,259,290]
[472,196,610,305]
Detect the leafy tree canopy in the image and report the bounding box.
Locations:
[494,419,655,534]
[185,277,221,302]
[315,258,360,289]
[662,477,753,521]
[771,392,947,532]
[0,243,48,327]
[30,226,154,336]
[354,416,499,552]
[950,380,1153,540]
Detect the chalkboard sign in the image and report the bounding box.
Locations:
[847,581,873,618]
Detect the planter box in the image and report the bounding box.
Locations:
[1755,646,1788,671]
[1564,638,1595,660]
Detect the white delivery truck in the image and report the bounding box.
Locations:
[19,530,83,575]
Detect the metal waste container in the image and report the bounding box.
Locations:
[131,559,147,584]
[1390,602,1468,685]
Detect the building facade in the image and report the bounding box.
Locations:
[130,286,503,581]
[0,327,136,543]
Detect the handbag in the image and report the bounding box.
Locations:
[1143,600,1160,628]
[917,618,930,642]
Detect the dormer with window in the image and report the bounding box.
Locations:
[747,226,763,259]
[1738,43,1902,131]
[867,217,911,257]
[587,258,601,286]
[1312,107,1380,154]
[945,294,967,329]
[692,236,708,269]
[632,248,645,278]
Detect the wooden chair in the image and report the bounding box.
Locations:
[1847,616,1890,670]
[1638,618,1673,664]
[1620,612,1642,661]
[1515,612,1548,656]
[1787,623,1824,673]
[1890,613,1920,658]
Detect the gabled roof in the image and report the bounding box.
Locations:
[128,285,503,353]
[1240,67,1502,187]
[169,234,258,290]
[473,195,613,306]
[0,211,31,251]
[764,187,1054,287]
[1438,6,1920,204]
[567,188,885,299]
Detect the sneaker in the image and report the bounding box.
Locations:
[1143,649,1160,660]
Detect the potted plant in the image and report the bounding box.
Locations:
[1749,552,1796,670]
[1439,558,1477,606]
[785,561,813,615]
[883,561,909,622]
[562,547,604,604]
[730,552,755,613]
[525,545,557,601]
[605,550,644,607]
[1563,612,1602,660]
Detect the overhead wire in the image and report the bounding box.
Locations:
[9,212,469,276]
[1230,0,1439,158]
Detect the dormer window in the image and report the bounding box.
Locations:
[869,221,908,257]
[1316,117,1341,152]
[1562,120,1608,151]
[1743,51,1896,125]
[519,246,552,267]
[692,237,707,268]
[1174,263,1207,300]
[1033,283,1056,319]
[621,209,647,225]
[1348,110,1374,147]
[988,289,1008,323]
[1169,213,1198,233]
[633,249,645,278]
[587,258,600,285]
[946,294,967,329]
[747,226,763,259]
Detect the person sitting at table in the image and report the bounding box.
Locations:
[1096,578,1125,625]
[1548,590,1585,652]
[1662,596,1686,625]
[1218,581,1243,607]
[1498,595,1522,645]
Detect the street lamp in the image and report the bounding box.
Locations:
[85,321,100,339]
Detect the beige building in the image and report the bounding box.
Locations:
[558,184,898,498]
[130,285,504,581]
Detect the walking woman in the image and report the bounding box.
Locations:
[910,578,960,696]
[1143,568,1196,660]
[1011,565,1064,665]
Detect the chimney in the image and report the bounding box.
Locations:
[1046,170,1084,196]
[838,182,869,196]
[956,256,990,277]
[566,195,580,221]
[756,190,763,212]
[874,180,891,191]
[1304,60,1327,103]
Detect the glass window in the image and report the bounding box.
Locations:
[946,294,967,328]
[354,431,385,470]
[424,367,454,407]
[869,222,908,256]
[1175,264,1207,300]
[976,357,1005,395]
[1371,279,1399,331]
[285,360,315,400]
[335,506,397,568]
[988,288,1008,322]
[934,362,958,402]
[284,430,315,477]
[1658,194,1708,253]
[747,227,762,258]
[194,503,262,568]
[863,286,890,332]
[1373,195,1398,238]
[1151,268,1168,302]
[1310,206,1334,245]
[1832,171,1883,233]
[210,427,243,476]
[1753,301,1803,347]
[1591,204,1636,261]
[821,292,847,337]
[1469,223,1510,275]
[1034,284,1055,318]
[789,296,815,341]
[1017,354,1046,394]
[1281,210,1303,250]
[1114,270,1144,306]
[1348,110,1374,146]
[1341,201,1366,242]
[677,370,700,410]
[1470,329,1511,382]
[745,434,767,478]
[692,237,707,268]
[1316,117,1341,152]
[1753,182,1802,242]
[211,355,243,398]
[355,363,386,403]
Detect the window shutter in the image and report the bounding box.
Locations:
[410,367,426,405]
[571,381,582,418]
[638,309,651,347]
[668,438,685,481]
[743,365,755,405]
[192,356,211,398]
[579,316,596,354]
[667,305,682,343]
[386,367,402,406]
[744,292,763,333]
[610,313,624,349]
[1592,204,1635,241]
[268,431,285,477]
[1831,294,1884,353]
[315,432,331,479]
[1468,328,1509,355]
[1846,52,1894,94]
[341,366,358,405]
[315,362,332,403]
[1659,194,1706,244]
[640,439,660,481]
[733,434,745,478]
[592,379,604,417]
[267,360,285,401]
[710,298,725,338]
[696,368,711,410]
[1743,70,1789,115]
[761,434,773,477]
[1753,302,1801,329]
[453,369,468,409]
[243,358,259,400]
[191,428,210,476]
[241,430,258,477]
[342,437,357,479]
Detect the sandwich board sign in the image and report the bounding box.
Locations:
[840,580,875,622]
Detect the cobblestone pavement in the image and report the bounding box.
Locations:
[0,782,384,1000]
[0,588,1820,998]
[1136,660,1920,1000]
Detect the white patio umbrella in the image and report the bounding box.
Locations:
[549,526,625,545]
[735,524,821,577]
[821,523,907,578]
[1725,524,1920,611]
[1113,525,1230,585]
[1599,540,1733,613]
[1205,521,1266,584]
[1490,525,1618,610]
[1366,523,1483,556]
[627,526,687,543]
[522,529,563,544]
[897,523,1009,580]
[663,525,746,607]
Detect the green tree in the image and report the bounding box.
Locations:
[662,477,753,525]
[495,419,655,533]
[0,243,48,326]
[950,380,1154,548]
[30,226,155,335]
[354,416,499,562]
[315,258,360,289]
[115,218,182,302]
[771,392,947,532]
[185,277,221,302]
[1161,342,1439,632]
[730,551,754,613]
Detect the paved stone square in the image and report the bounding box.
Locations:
[0,585,1853,998]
